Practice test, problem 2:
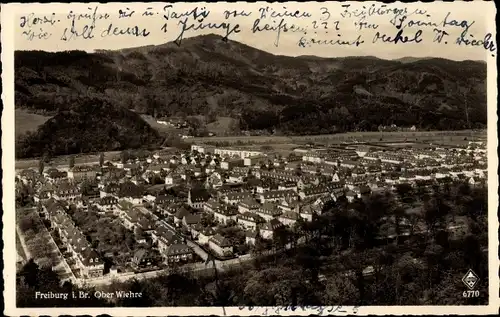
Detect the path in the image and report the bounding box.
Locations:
[16,225,32,261]
[22,207,77,283]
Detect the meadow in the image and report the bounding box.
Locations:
[15,109,52,137]
[184,130,486,145]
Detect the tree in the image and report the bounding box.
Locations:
[120,150,130,164]
[324,274,359,305]
[19,216,35,233]
[201,212,216,227]
[205,111,217,124]
[99,153,105,167]
[228,118,240,134]
[243,267,308,306]
[395,183,415,207]
[38,160,44,176]
[19,259,40,287]
[134,227,145,241]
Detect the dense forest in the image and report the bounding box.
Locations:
[15,98,162,158]
[15,34,487,155]
[18,181,488,307]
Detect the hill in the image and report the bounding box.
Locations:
[15,34,487,155]
[15,98,162,159]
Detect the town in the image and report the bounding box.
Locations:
[15,139,488,286]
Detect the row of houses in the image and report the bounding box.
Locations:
[42,198,104,278]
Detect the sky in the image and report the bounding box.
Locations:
[3,1,497,61]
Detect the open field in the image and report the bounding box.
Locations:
[15,151,122,170]
[205,116,235,136]
[14,130,486,170]
[183,130,487,145]
[15,109,52,137]
[141,115,236,136]
[141,115,179,134]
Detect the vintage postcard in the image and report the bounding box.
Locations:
[2,1,499,315]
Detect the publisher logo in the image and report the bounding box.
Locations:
[462,269,479,290]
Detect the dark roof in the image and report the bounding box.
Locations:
[98,196,118,205]
[189,188,211,202]
[210,234,232,247]
[175,207,191,219]
[238,212,265,223]
[262,219,284,231]
[238,198,260,209]
[183,213,201,225]
[71,165,95,172]
[81,248,102,266]
[117,181,144,198]
[280,210,299,220]
[245,230,258,238]
[167,243,192,256]
[134,249,148,261]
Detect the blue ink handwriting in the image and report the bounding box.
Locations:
[236,305,361,315]
[373,29,423,44]
[252,18,307,47]
[20,13,57,28]
[223,9,252,19]
[101,23,150,37]
[142,7,155,16]
[163,5,210,21]
[456,31,496,54]
[298,34,364,48]
[174,17,241,45]
[341,3,426,20]
[354,17,379,31]
[61,6,110,41]
[442,12,475,33]
[118,8,135,19]
[22,28,52,41]
[258,6,312,20]
[432,28,449,43]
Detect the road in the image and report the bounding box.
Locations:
[15,161,97,173]
[32,208,77,282]
[16,207,76,283]
[16,225,32,261]
[183,130,486,144]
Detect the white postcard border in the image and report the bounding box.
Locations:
[2,2,499,315]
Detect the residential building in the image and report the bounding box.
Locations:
[94,196,118,214]
[132,249,155,268]
[237,198,260,214]
[188,189,210,209]
[260,219,285,239]
[245,230,259,245]
[279,210,300,226]
[214,148,263,159]
[68,166,97,181]
[116,182,144,205]
[258,190,297,203]
[256,202,282,221]
[165,244,194,263]
[165,173,183,185]
[237,212,265,231]
[223,191,254,205]
[244,155,267,166]
[213,207,238,225]
[221,159,244,170]
[209,234,233,256]
[198,227,216,245]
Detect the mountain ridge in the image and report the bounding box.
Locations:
[15,33,487,158]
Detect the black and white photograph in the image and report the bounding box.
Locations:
[2,1,498,315]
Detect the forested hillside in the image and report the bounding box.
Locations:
[15,98,161,158]
[15,34,487,157]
